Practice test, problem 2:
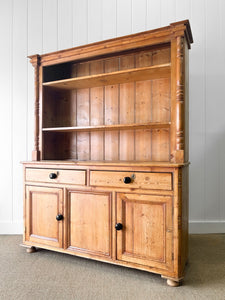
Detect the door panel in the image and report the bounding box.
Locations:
[25,186,63,248]
[116,193,173,270]
[67,190,112,258]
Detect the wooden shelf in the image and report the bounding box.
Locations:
[42,63,171,90]
[42,122,171,133]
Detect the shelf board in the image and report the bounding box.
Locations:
[42,122,171,133]
[42,63,171,90]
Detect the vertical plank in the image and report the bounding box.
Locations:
[135,51,152,161]
[105,58,119,160]
[189,0,206,222]
[102,0,116,39]
[0,0,13,224]
[12,0,28,224]
[76,62,90,160]
[119,55,135,161]
[27,0,43,161]
[175,0,190,21]
[161,0,176,26]
[219,0,225,222]
[151,129,170,161]
[88,0,102,43]
[58,0,73,50]
[204,0,220,220]
[132,0,147,33]
[117,0,132,36]
[72,0,88,46]
[90,61,104,160]
[146,0,161,29]
[151,47,171,162]
[43,0,58,52]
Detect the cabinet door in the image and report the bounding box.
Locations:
[25,186,63,248]
[67,190,112,258]
[116,193,173,270]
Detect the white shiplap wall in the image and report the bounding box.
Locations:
[0,0,225,234]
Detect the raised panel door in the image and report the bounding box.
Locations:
[67,190,112,258]
[116,193,173,271]
[25,186,63,248]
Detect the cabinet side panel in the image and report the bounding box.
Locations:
[181,166,189,275]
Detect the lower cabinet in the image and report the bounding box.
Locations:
[25,186,173,270]
[24,180,178,285]
[25,186,64,248]
[116,193,173,271]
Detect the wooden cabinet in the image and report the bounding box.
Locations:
[22,20,193,286]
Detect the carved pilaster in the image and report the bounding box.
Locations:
[176,37,184,153]
[29,55,41,161]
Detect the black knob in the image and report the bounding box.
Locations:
[56,214,63,221]
[115,223,123,230]
[49,173,57,179]
[123,177,132,184]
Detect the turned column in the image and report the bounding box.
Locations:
[171,35,185,163]
[29,55,41,161]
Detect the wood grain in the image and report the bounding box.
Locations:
[90,171,172,190]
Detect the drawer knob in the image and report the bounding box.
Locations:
[115,223,123,231]
[56,214,63,221]
[123,176,132,184]
[49,173,57,179]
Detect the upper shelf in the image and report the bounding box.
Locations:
[42,63,171,90]
[42,122,171,133]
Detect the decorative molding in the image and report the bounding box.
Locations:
[176,36,184,153]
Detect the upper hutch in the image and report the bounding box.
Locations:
[22,20,193,287]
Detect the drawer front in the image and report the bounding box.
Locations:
[90,171,172,190]
[26,168,86,185]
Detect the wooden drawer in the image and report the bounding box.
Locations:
[90,171,172,190]
[25,168,86,185]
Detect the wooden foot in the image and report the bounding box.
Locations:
[167,279,180,287]
[26,247,36,253]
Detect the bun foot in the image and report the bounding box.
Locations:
[26,247,36,253]
[167,279,180,287]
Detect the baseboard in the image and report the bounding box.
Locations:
[0,221,23,234]
[189,221,225,234]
